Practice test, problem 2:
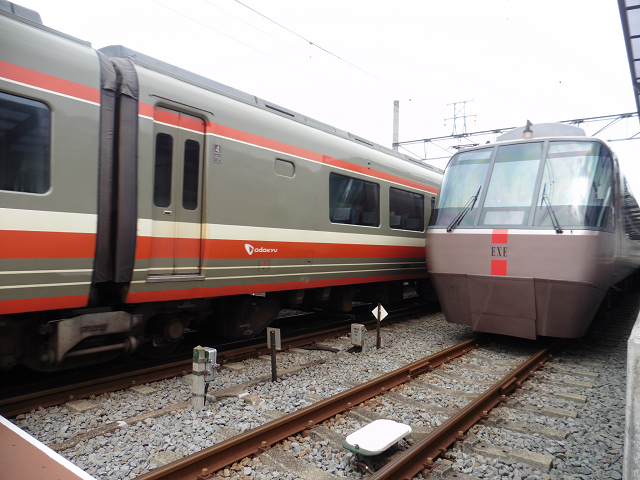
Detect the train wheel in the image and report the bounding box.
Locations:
[218,294,280,339]
[325,285,357,312]
[137,315,186,359]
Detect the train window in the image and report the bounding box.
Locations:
[0,91,50,194]
[430,147,492,227]
[182,139,200,210]
[479,142,542,226]
[534,141,614,229]
[153,133,173,207]
[389,187,424,231]
[623,180,640,239]
[329,172,380,226]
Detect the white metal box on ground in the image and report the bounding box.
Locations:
[351,324,366,347]
[343,419,412,456]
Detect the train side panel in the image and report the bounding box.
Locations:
[617,172,640,278]
[0,7,441,368]
[0,11,101,315]
[122,62,439,306]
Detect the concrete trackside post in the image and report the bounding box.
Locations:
[624,314,640,479]
[192,346,217,410]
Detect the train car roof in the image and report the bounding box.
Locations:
[2,1,442,177]
[98,44,442,175]
[0,2,90,46]
[0,1,41,24]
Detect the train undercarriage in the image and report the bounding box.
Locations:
[0,280,430,371]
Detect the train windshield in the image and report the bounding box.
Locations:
[479,143,543,226]
[533,141,614,229]
[430,147,492,227]
[430,140,614,230]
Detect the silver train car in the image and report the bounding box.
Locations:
[0,4,442,370]
[426,122,640,339]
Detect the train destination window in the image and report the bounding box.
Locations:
[0,91,51,194]
[480,142,542,226]
[182,139,200,210]
[329,172,380,226]
[389,187,424,231]
[430,147,492,227]
[153,133,173,207]
[533,141,614,229]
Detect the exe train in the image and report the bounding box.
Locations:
[0,4,442,370]
[426,122,640,339]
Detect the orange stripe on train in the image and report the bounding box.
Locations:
[0,231,96,259]
[491,229,508,276]
[135,237,425,260]
[0,60,100,104]
[207,122,438,194]
[0,295,90,315]
[139,101,439,195]
[153,107,205,133]
[492,229,508,244]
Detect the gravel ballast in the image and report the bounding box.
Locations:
[11,306,635,480]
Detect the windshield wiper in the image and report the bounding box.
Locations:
[539,183,563,233]
[447,185,481,232]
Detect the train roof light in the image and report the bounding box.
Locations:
[497,122,586,142]
[523,120,534,139]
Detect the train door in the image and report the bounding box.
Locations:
[149,107,205,276]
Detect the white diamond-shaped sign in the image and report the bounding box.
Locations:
[372,304,388,320]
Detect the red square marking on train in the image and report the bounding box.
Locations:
[492,229,508,244]
[491,259,507,276]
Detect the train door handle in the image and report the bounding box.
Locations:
[164,210,172,215]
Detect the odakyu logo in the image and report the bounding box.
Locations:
[245,243,278,255]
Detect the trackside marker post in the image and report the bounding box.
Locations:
[192,346,218,409]
[267,327,281,382]
[372,304,388,349]
[351,324,366,353]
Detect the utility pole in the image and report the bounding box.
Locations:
[392,100,400,151]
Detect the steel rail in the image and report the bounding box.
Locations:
[0,360,192,418]
[0,306,421,417]
[134,337,483,480]
[369,340,562,480]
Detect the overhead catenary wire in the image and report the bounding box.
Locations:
[153,0,423,104]
[202,0,301,52]
[231,0,411,94]
[397,112,640,168]
[151,0,290,67]
[150,0,432,153]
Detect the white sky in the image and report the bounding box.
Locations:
[14,0,640,192]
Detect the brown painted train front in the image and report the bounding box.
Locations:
[427,123,640,339]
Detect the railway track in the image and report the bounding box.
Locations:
[0,301,429,417]
[127,336,560,480]
[10,294,637,479]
